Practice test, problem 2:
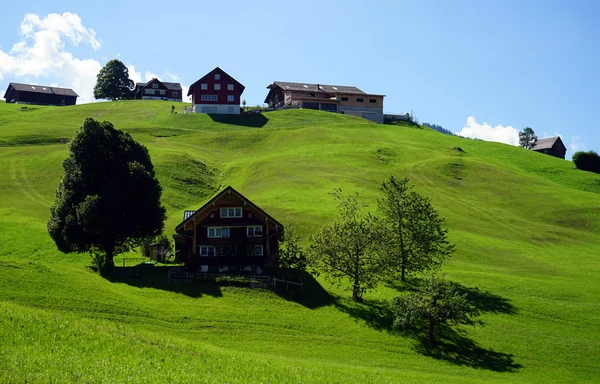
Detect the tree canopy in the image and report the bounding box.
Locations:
[48,118,166,268]
[378,176,454,282]
[308,190,386,301]
[93,59,135,101]
[518,127,538,150]
[391,275,481,345]
[572,150,600,174]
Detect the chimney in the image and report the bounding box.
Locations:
[317,84,321,91]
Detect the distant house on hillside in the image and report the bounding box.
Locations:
[264,81,385,123]
[3,82,78,106]
[187,67,245,114]
[173,186,283,274]
[134,78,182,102]
[532,136,566,159]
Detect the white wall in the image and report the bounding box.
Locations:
[193,104,240,114]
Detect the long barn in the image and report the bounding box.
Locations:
[3,82,79,106]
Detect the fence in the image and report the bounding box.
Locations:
[273,278,304,293]
[167,269,304,292]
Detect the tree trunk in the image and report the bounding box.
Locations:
[401,262,406,282]
[352,274,361,301]
[105,247,115,269]
[428,319,435,346]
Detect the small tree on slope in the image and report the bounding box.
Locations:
[48,118,166,269]
[93,59,135,101]
[518,127,538,150]
[308,190,386,301]
[391,275,481,346]
[378,176,454,282]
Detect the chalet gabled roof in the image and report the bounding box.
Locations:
[532,136,565,151]
[175,186,283,231]
[135,79,182,91]
[5,82,79,97]
[268,81,367,95]
[187,67,245,96]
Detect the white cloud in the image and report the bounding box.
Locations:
[1,13,184,104]
[456,116,519,146]
[570,136,585,153]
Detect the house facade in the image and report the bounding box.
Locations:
[134,78,182,102]
[3,83,78,106]
[173,186,283,274]
[187,67,245,114]
[264,81,385,123]
[532,136,566,159]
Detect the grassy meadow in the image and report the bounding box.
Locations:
[0,100,599,383]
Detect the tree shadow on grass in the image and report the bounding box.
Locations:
[412,325,522,372]
[103,265,223,298]
[208,113,269,128]
[272,270,336,309]
[334,298,398,333]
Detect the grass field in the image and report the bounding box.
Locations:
[1,100,599,383]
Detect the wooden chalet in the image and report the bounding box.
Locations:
[532,136,566,159]
[264,81,385,123]
[173,186,283,274]
[187,67,245,114]
[134,78,182,102]
[3,82,78,106]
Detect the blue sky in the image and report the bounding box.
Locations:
[1,0,598,155]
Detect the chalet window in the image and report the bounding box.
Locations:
[172,91,178,97]
[199,246,216,257]
[227,107,234,113]
[341,97,348,101]
[200,95,218,101]
[145,89,156,95]
[214,84,221,90]
[357,98,364,102]
[215,74,221,80]
[227,95,234,102]
[254,245,264,256]
[247,226,263,237]
[159,90,166,95]
[369,99,376,103]
[201,83,208,90]
[208,227,229,238]
[220,207,243,218]
[152,84,159,89]
[227,84,234,90]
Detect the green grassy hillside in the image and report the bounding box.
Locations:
[1,101,599,383]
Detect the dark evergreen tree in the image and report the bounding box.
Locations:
[519,127,538,149]
[48,118,166,269]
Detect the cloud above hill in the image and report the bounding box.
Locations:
[0,13,183,103]
[456,116,519,146]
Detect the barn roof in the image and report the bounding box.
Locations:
[268,81,367,95]
[532,136,564,151]
[6,82,79,97]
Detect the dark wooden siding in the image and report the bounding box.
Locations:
[6,90,76,106]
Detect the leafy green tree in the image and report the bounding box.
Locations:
[279,225,307,272]
[391,275,481,346]
[378,176,454,282]
[518,127,538,149]
[93,59,135,101]
[242,99,247,110]
[572,150,600,173]
[308,190,386,301]
[48,118,166,269]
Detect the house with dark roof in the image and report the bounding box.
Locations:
[134,78,182,102]
[532,136,567,159]
[187,67,245,114]
[264,81,385,123]
[3,82,78,106]
[174,186,283,274]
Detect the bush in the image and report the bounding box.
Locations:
[573,150,600,173]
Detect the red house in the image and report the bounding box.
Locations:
[173,186,283,274]
[187,67,244,114]
[134,78,182,102]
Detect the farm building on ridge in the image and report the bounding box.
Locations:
[187,67,245,114]
[3,82,78,106]
[532,136,566,159]
[173,186,283,274]
[264,81,385,123]
[134,78,183,102]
